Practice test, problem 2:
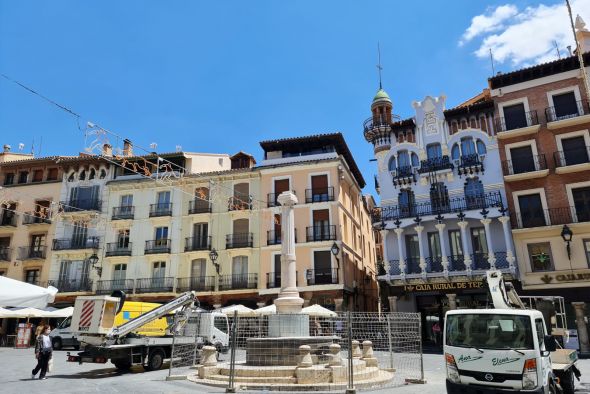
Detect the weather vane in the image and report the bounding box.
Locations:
[377,42,383,89]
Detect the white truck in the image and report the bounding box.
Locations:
[66,291,229,371]
[444,271,581,394]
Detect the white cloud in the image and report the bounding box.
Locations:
[461,0,590,66]
[460,4,518,46]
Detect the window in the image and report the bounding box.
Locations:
[99,169,107,179]
[405,235,420,273]
[388,156,396,171]
[32,170,44,182]
[72,221,88,248]
[192,222,209,248]
[155,226,168,242]
[517,194,545,228]
[451,144,460,161]
[312,209,330,241]
[561,136,589,166]
[584,239,590,267]
[18,171,28,184]
[461,137,476,156]
[79,170,86,180]
[552,91,578,120]
[411,152,419,167]
[89,168,96,180]
[464,178,484,209]
[31,234,45,258]
[191,258,206,278]
[399,189,415,217]
[428,232,442,260]
[572,187,590,222]
[69,185,99,209]
[476,140,486,155]
[121,194,133,207]
[3,173,14,185]
[426,143,442,160]
[430,182,449,212]
[58,260,90,288]
[448,230,462,256]
[313,250,333,284]
[47,168,58,181]
[398,151,410,167]
[509,145,535,174]
[232,256,248,287]
[471,227,488,269]
[446,314,534,350]
[35,200,51,219]
[535,319,545,349]
[25,269,40,285]
[528,243,554,272]
[502,103,527,130]
[113,264,127,281]
[153,261,166,278]
[117,229,130,248]
[157,191,171,205]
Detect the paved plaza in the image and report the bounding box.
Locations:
[1,348,590,393]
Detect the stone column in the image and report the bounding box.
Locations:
[275,191,303,313]
[447,293,458,310]
[394,228,406,274]
[498,216,516,268]
[457,221,472,272]
[388,296,398,312]
[480,218,496,269]
[414,225,426,274]
[380,229,389,265]
[572,302,590,355]
[334,298,344,312]
[435,223,449,273]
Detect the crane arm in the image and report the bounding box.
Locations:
[485,270,526,310]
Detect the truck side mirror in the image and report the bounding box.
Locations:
[544,335,557,352]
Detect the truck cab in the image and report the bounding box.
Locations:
[444,309,555,393]
[50,316,80,350]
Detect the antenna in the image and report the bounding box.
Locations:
[567,45,573,56]
[175,145,182,152]
[554,41,561,59]
[150,142,158,150]
[489,48,495,76]
[18,143,25,151]
[377,42,383,89]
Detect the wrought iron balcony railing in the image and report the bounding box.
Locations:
[18,246,47,260]
[554,146,590,168]
[185,236,211,251]
[0,247,12,261]
[226,233,253,249]
[22,213,51,225]
[176,276,216,292]
[112,206,135,220]
[0,213,18,227]
[502,154,547,176]
[306,225,336,242]
[305,187,335,203]
[545,100,590,123]
[510,206,590,229]
[219,273,258,290]
[96,279,135,295]
[105,242,132,257]
[48,278,93,293]
[52,237,100,250]
[149,202,173,217]
[305,268,338,285]
[266,230,297,245]
[61,199,101,212]
[135,277,174,293]
[495,110,539,132]
[418,156,453,174]
[188,199,212,214]
[406,257,421,274]
[145,239,171,254]
[266,271,298,288]
[456,153,484,176]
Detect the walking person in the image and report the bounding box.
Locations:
[31,325,52,380]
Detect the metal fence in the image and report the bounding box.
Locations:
[170,311,423,391]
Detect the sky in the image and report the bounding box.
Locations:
[1,0,589,197]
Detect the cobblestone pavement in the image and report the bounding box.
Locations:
[1,347,590,393]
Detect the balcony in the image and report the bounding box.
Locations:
[135,277,174,293]
[456,153,484,177]
[226,233,253,249]
[383,252,509,277]
[391,166,415,187]
[306,225,336,242]
[52,237,100,251]
[185,236,211,252]
[105,242,132,257]
[61,199,101,212]
[266,271,298,288]
[554,146,590,174]
[495,110,540,138]
[545,100,590,129]
[374,190,503,223]
[228,196,252,211]
[305,268,338,285]
[219,273,258,290]
[418,156,453,174]
[406,257,421,274]
[0,214,18,227]
[176,276,216,292]
[305,187,335,204]
[149,202,172,217]
[426,256,443,273]
[188,199,212,214]
[112,206,135,220]
[266,230,297,245]
[502,154,549,181]
[511,206,590,229]
[48,278,92,293]
[96,279,135,295]
[145,239,171,254]
[18,246,47,260]
[362,115,402,148]
[471,253,490,270]
[0,247,12,261]
[22,213,51,225]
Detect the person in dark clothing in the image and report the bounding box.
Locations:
[31,325,52,380]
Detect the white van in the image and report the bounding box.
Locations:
[49,316,80,350]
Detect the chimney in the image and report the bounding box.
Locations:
[3,144,10,153]
[123,139,133,157]
[102,143,113,156]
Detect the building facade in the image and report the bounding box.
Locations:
[366,88,516,345]
[491,50,590,344]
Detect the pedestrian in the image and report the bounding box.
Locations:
[31,324,52,380]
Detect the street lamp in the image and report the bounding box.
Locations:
[561,225,573,260]
[88,253,102,277]
[209,248,220,275]
[331,241,340,270]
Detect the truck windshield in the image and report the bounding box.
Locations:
[446,314,534,350]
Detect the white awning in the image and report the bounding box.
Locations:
[254,304,276,315]
[302,304,337,317]
[0,276,57,308]
[219,304,256,316]
[0,306,74,318]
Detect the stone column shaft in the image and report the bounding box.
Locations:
[480,218,496,268]
[414,225,426,273]
[435,223,449,271]
[498,216,516,266]
[458,221,472,270]
[394,228,405,274]
[573,302,590,354]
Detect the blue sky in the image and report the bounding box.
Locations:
[0,0,586,196]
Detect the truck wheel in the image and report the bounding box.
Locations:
[52,338,62,350]
[560,370,575,394]
[145,349,165,371]
[113,360,132,371]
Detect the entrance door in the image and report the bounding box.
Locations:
[313,250,332,284]
[232,256,248,288]
[518,194,545,227]
[416,295,444,352]
[471,227,489,269]
[427,232,442,272]
[193,223,208,249]
[405,234,420,274]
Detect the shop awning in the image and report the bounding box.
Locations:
[302,304,337,317]
[219,304,256,316]
[0,276,57,308]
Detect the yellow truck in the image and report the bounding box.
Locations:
[50,301,167,350]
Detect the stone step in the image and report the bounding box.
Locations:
[217,366,296,378]
[207,374,298,384]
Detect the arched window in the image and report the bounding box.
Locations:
[89,168,96,180]
[461,137,476,155]
[388,156,397,172]
[99,169,107,179]
[79,170,86,181]
[470,117,477,128]
[464,178,485,209]
[476,139,487,155]
[426,143,442,159]
[398,189,416,217]
[67,172,75,182]
[430,182,450,213]
[451,144,460,161]
[450,121,458,134]
[460,119,468,129]
[397,151,410,167]
[479,115,488,132]
[411,152,419,167]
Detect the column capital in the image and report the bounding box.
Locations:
[394,227,404,236]
[480,218,492,226]
[380,228,388,236]
[414,225,424,233]
[457,221,469,229]
[498,216,510,224]
[435,223,446,231]
[572,302,587,310]
[277,191,298,206]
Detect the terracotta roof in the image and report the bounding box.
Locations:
[444,99,494,118]
[0,155,74,166]
[259,133,366,188]
[489,52,590,89]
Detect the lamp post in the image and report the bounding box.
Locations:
[209,248,220,275]
[561,225,573,260]
[88,252,101,278]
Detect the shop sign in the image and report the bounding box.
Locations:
[540,272,590,284]
[403,281,484,292]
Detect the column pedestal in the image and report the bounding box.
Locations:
[572,302,590,356]
[446,293,458,310]
[388,296,398,312]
